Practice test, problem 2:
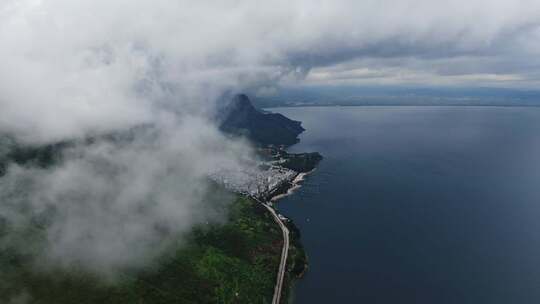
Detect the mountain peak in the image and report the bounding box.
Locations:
[220,94,304,146]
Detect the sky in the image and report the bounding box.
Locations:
[2,0,540,142]
[1,0,540,279]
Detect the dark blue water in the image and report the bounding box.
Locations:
[274,106,540,304]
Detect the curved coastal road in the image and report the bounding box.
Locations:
[254,198,289,304]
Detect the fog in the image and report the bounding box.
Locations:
[0,119,256,276]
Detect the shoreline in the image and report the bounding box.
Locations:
[270,168,316,203]
[263,167,316,303]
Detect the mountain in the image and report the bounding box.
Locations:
[219,94,305,146]
[1,94,305,176]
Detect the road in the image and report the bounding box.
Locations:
[258,200,290,304]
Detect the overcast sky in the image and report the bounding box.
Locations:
[2,0,540,139]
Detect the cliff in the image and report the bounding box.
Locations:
[220,94,305,146]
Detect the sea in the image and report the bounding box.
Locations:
[273,106,540,304]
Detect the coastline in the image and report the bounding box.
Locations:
[270,169,316,203]
[264,166,316,303]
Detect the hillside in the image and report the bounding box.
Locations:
[0,102,313,303]
[0,193,306,303]
[220,94,305,146]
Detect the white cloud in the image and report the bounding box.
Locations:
[2,0,540,142]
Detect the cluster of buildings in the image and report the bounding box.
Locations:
[209,162,296,200]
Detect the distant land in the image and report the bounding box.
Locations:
[251,86,540,108]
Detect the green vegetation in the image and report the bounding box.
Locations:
[281,217,308,302]
[0,136,67,176]
[280,152,323,173]
[0,195,307,303]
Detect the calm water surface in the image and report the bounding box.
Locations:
[273,106,540,304]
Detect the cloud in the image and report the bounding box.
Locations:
[0,119,254,276]
[287,1,540,87]
[2,1,540,142]
[304,57,529,87]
